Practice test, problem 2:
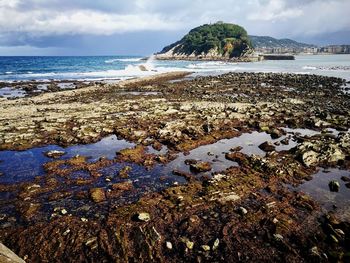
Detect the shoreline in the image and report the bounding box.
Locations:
[0,71,349,262]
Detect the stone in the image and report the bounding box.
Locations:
[112,181,133,192]
[61,209,67,215]
[119,166,132,179]
[189,162,212,173]
[186,240,194,250]
[341,176,350,182]
[137,212,151,222]
[328,180,340,192]
[212,238,220,250]
[201,245,210,251]
[258,141,275,152]
[273,234,284,241]
[230,146,243,152]
[44,150,65,158]
[238,206,248,215]
[166,241,173,250]
[89,188,106,203]
[301,151,319,167]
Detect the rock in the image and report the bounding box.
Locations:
[139,65,148,71]
[61,209,67,215]
[189,162,212,173]
[184,159,198,165]
[119,166,132,179]
[328,180,340,192]
[341,176,350,182]
[137,212,151,222]
[166,241,173,250]
[269,128,284,139]
[230,146,243,152]
[345,183,350,189]
[89,188,106,203]
[201,245,210,251]
[112,181,133,191]
[273,234,284,241]
[186,240,194,250]
[212,238,220,250]
[0,242,26,263]
[44,150,65,158]
[301,150,319,167]
[258,141,275,152]
[280,138,289,145]
[238,206,248,215]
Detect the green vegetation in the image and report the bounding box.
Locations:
[249,35,316,49]
[160,23,252,57]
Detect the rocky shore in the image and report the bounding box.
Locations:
[0,71,349,262]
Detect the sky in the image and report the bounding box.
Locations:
[0,0,349,56]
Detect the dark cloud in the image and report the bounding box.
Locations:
[0,0,349,55]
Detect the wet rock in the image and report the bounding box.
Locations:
[341,176,350,182]
[328,180,340,192]
[230,146,243,152]
[258,141,275,152]
[118,166,132,179]
[280,137,289,145]
[184,159,198,165]
[89,188,106,203]
[137,212,151,222]
[189,161,212,173]
[301,150,319,167]
[44,150,65,158]
[269,128,284,139]
[172,170,195,182]
[111,181,133,192]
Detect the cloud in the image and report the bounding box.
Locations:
[0,0,349,53]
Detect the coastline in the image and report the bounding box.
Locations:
[0,70,349,262]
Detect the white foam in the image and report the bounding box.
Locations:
[105,58,143,63]
[5,71,13,74]
[302,66,317,70]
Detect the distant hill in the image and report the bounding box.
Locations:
[249,35,316,49]
[155,23,253,60]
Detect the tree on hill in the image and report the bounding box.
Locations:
[160,23,252,58]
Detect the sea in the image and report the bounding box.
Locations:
[0,54,349,83]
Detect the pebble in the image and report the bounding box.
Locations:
[166,241,173,250]
[212,238,220,250]
[61,209,67,215]
[137,212,151,222]
[201,245,210,251]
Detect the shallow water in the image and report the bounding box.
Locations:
[0,87,26,98]
[298,168,350,220]
[0,135,134,184]
[0,128,327,185]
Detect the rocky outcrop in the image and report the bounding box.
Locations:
[154,22,254,61]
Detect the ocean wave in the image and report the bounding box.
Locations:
[302,66,317,70]
[302,65,350,71]
[105,58,143,63]
[13,63,187,81]
[186,61,238,69]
